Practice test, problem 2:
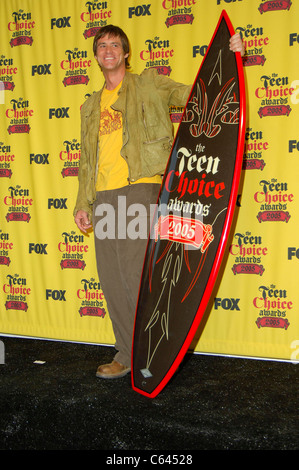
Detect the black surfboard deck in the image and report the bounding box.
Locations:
[131,10,246,398]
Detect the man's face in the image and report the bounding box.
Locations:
[94,34,128,73]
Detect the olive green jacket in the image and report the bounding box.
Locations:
[74,68,191,218]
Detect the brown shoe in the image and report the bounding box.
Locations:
[96,360,131,379]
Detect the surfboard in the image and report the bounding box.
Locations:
[131,10,246,398]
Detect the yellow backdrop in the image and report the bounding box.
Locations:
[1,0,299,364]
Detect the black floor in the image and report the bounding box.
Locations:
[0,336,298,452]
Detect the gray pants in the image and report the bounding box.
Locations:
[93,183,161,367]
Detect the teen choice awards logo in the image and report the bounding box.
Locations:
[254,284,291,330]
[0,230,13,268]
[256,73,293,118]
[169,105,185,124]
[3,273,31,313]
[6,98,33,134]
[236,23,269,68]
[4,185,32,223]
[80,1,112,39]
[77,278,106,318]
[258,0,292,14]
[60,139,81,178]
[0,55,17,92]
[254,178,293,223]
[8,9,35,47]
[162,0,196,27]
[58,231,88,270]
[60,48,91,87]
[0,142,15,179]
[140,36,174,75]
[230,231,267,276]
[243,128,268,171]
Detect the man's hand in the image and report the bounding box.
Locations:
[229,33,245,57]
[74,210,92,233]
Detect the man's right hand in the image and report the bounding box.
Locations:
[74,210,92,233]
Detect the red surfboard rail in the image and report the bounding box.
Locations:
[132,10,246,398]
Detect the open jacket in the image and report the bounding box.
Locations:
[74,68,191,218]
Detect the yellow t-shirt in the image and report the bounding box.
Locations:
[95,82,162,191]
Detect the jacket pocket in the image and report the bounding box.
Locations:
[141,101,173,174]
[142,102,170,141]
[142,136,172,175]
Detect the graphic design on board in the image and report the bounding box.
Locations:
[132,11,246,398]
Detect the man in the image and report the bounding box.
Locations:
[74,25,244,379]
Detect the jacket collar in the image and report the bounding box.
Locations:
[110,71,131,112]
